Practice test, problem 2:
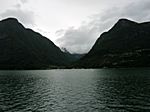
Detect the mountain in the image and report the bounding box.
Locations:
[76,19,150,68]
[0,18,75,69]
[61,47,85,61]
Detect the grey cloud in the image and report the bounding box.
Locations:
[55,29,65,36]
[14,4,21,9]
[0,7,35,26]
[20,0,28,4]
[56,25,99,54]
[122,0,150,21]
[56,0,150,53]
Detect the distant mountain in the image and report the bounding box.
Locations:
[61,47,85,61]
[61,47,70,54]
[76,19,150,68]
[0,18,75,69]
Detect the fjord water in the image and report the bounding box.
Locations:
[0,69,149,112]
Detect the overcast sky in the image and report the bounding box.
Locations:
[0,0,150,53]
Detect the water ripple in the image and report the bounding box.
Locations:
[0,69,149,112]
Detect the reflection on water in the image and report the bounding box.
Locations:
[0,69,149,112]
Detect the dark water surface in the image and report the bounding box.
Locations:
[0,69,150,112]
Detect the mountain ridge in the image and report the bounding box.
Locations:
[0,17,150,69]
[75,18,150,68]
[0,18,78,69]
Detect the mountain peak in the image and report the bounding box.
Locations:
[116,18,138,26]
[118,18,132,22]
[1,17,19,23]
[78,19,150,68]
[109,18,138,31]
[0,17,25,31]
[0,17,76,69]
